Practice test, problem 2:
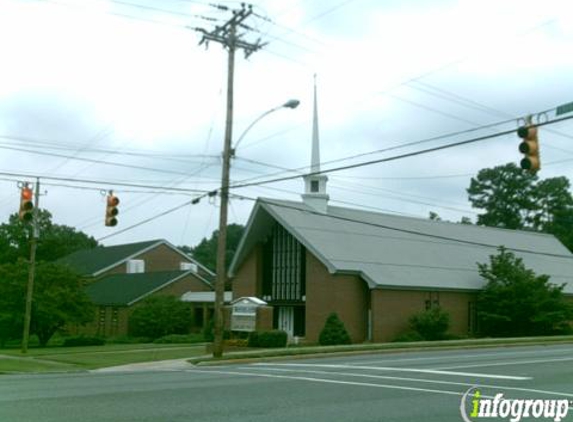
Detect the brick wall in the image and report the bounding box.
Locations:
[371,289,477,342]
[304,252,369,343]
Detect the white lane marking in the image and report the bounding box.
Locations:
[435,356,573,370]
[252,363,531,380]
[350,346,573,366]
[247,366,573,398]
[192,369,465,397]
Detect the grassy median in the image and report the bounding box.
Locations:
[0,343,208,373]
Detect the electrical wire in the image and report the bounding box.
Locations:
[231,114,573,191]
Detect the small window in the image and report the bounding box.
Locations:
[180,262,198,272]
[310,180,319,193]
[127,259,145,273]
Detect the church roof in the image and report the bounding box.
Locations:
[229,198,573,294]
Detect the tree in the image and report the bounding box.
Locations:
[467,164,573,251]
[428,211,442,221]
[129,296,193,339]
[0,260,94,346]
[0,261,26,347]
[0,210,97,264]
[186,224,245,272]
[467,163,537,229]
[318,313,352,345]
[477,247,572,337]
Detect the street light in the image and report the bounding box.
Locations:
[212,98,300,358]
[231,99,300,155]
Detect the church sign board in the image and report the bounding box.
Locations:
[231,297,267,332]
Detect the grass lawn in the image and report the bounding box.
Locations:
[0,343,208,372]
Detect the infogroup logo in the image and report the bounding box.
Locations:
[460,387,571,422]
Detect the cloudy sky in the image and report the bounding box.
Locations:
[1,0,573,249]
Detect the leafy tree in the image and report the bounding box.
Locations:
[0,210,97,264]
[459,216,473,225]
[477,247,572,337]
[467,163,537,229]
[318,313,351,345]
[467,164,573,251]
[0,260,94,346]
[0,261,26,346]
[129,296,193,339]
[187,224,245,272]
[409,307,450,340]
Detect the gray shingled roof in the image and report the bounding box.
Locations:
[229,199,573,294]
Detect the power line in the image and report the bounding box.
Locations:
[230,114,573,191]
[0,170,209,193]
[233,113,521,185]
[0,144,205,177]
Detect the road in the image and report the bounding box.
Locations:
[0,344,572,422]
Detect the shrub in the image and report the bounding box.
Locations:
[106,336,152,344]
[62,336,105,347]
[129,296,193,340]
[248,330,288,348]
[392,331,424,343]
[318,313,352,346]
[409,307,450,341]
[224,338,248,347]
[153,334,204,344]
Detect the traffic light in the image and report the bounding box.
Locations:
[517,125,540,173]
[105,193,119,227]
[19,186,34,223]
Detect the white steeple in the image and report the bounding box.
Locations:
[302,75,329,213]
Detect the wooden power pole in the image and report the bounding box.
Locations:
[21,178,40,354]
[194,4,265,358]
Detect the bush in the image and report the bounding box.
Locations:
[248,330,288,348]
[153,334,204,344]
[106,336,152,344]
[62,336,105,347]
[392,331,424,343]
[129,296,193,340]
[318,313,352,346]
[409,307,450,341]
[224,338,248,347]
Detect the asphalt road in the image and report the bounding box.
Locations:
[1,344,572,422]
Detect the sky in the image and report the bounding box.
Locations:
[1,0,573,249]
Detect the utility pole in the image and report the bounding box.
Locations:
[21,177,40,354]
[194,4,265,358]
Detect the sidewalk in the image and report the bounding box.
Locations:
[90,357,204,373]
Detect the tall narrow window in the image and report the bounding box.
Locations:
[263,223,306,302]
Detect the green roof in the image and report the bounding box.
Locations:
[58,239,162,276]
[85,270,193,306]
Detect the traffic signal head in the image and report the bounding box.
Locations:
[517,125,540,173]
[19,187,34,223]
[105,194,119,227]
